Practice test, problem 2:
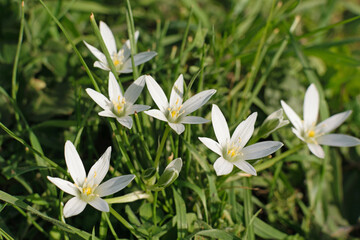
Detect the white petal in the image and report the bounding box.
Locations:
[213,157,233,176]
[182,89,216,115]
[317,134,360,147]
[117,116,133,129]
[94,61,110,71]
[108,72,122,101]
[63,197,87,218]
[181,116,209,124]
[87,147,111,186]
[232,160,257,176]
[88,197,109,212]
[198,137,222,156]
[144,109,168,122]
[64,141,86,186]
[99,110,117,118]
[83,41,106,63]
[303,84,319,131]
[292,127,305,141]
[86,88,111,110]
[145,75,169,112]
[125,30,140,49]
[124,75,146,106]
[122,52,157,70]
[95,175,135,197]
[164,158,183,173]
[315,110,352,134]
[307,143,325,158]
[242,141,283,160]
[281,100,303,132]
[168,123,185,135]
[99,21,117,55]
[126,104,151,114]
[231,112,257,148]
[47,176,78,196]
[211,104,230,146]
[169,74,184,107]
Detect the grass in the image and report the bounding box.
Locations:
[0,0,360,239]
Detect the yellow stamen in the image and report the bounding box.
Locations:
[114,59,120,66]
[83,187,92,196]
[227,149,236,157]
[308,130,315,138]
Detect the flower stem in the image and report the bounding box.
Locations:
[255,144,303,172]
[152,191,158,226]
[135,113,153,164]
[244,177,255,240]
[154,125,171,170]
[109,207,138,237]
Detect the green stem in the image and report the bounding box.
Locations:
[125,0,139,80]
[135,113,153,164]
[244,177,254,240]
[154,125,171,170]
[152,191,158,226]
[255,144,303,172]
[109,207,138,237]
[12,1,25,132]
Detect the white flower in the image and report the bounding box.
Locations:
[84,21,157,73]
[86,72,150,129]
[281,84,360,158]
[144,74,216,135]
[47,141,135,218]
[199,104,283,176]
[258,109,289,138]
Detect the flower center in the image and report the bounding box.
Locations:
[167,99,184,122]
[82,187,93,196]
[112,49,125,71]
[112,95,126,116]
[75,176,99,202]
[224,140,243,162]
[308,130,315,138]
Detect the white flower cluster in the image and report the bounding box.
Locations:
[47,21,360,218]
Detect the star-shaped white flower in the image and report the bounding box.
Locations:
[281,84,360,158]
[86,72,150,129]
[47,141,135,218]
[84,21,157,73]
[144,74,216,135]
[199,104,283,176]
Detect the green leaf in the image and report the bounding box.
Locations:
[173,188,187,239]
[193,229,241,240]
[0,190,97,239]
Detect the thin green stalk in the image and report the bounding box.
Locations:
[11,1,25,133]
[152,191,158,226]
[126,0,139,80]
[109,207,138,237]
[89,14,124,92]
[255,144,303,172]
[231,16,300,130]
[241,0,276,101]
[154,125,171,170]
[135,113,153,164]
[39,0,100,92]
[0,122,67,176]
[175,8,193,76]
[104,212,119,239]
[109,121,143,188]
[244,177,254,240]
[12,1,24,100]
